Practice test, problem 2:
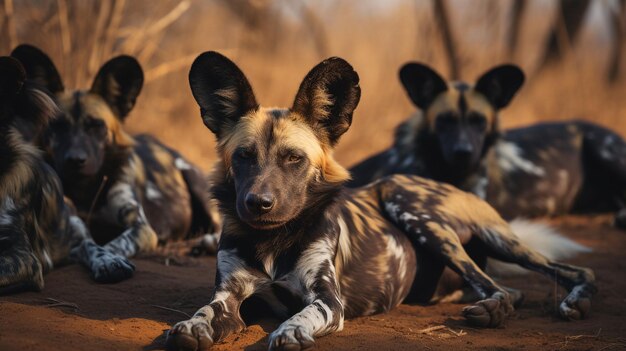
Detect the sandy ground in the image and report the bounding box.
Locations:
[1,215,625,351]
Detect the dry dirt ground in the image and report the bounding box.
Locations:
[1,215,625,351]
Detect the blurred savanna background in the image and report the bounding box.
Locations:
[1,0,625,170]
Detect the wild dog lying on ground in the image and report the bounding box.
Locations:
[349,63,626,229]
[0,57,134,293]
[10,45,221,258]
[166,52,597,351]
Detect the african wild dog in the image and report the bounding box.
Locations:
[10,45,221,259]
[166,52,596,351]
[0,56,134,293]
[349,62,626,228]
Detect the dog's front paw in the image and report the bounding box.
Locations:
[167,318,214,351]
[268,326,315,351]
[559,283,596,320]
[91,252,135,283]
[462,291,513,328]
[189,233,219,256]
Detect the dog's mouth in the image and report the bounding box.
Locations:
[59,165,99,179]
[245,218,288,230]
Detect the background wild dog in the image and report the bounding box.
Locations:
[166,52,596,351]
[10,45,222,258]
[0,56,134,293]
[349,63,626,229]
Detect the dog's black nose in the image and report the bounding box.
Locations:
[64,150,87,166]
[245,192,276,213]
[453,143,473,159]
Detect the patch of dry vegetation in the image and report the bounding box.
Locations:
[2,0,625,170]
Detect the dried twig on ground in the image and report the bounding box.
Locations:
[416,325,467,339]
[41,297,79,311]
[151,304,191,318]
[553,328,602,349]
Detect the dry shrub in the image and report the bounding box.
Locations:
[1,0,625,170]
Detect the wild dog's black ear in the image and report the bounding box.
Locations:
[0,56,26,103]
[292,57,361,146]
[189,51,258,138]
[399,63,448,110]
[474,65,525,109]
[0,56,57,132]
[90,55,144,120]
[11,44,64,94]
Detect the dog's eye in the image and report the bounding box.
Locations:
[50,118,70,132]
[287,154,302,163]
[468,113,487,130]
[237,148,255,160]
[435,113,457,130]
[85,117,105,130]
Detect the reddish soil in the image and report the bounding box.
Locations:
[1,215,625,351]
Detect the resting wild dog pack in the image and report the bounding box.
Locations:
[349,63,626,227]
[0,56,133,293]
[10,45,222,258]
[166,52,596,351]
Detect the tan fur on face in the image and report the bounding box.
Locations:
[57,91,135,148]
[424,84,497,132]
[220,107,350,184]
[425,90,458,130]
[465,90,496,123]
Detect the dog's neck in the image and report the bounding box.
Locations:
[59,143,133,211]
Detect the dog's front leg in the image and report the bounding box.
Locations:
[0,228,45,293]
[167,249,263,351]
[268,295,343,351]
[268,241,344,351]
[102,182,158,257]
[67,214,135,283]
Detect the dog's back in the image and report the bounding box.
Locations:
[133,134,220,241]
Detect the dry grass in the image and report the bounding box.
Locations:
[2,0,625,170]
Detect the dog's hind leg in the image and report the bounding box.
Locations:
[384,207,513,326]
[0,229,45,294]
[474,223,596,320]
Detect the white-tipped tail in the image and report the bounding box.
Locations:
[488,218,591,276]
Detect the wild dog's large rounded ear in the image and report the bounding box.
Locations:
[0,56,26,103]
[0,56,56,133]
[474,65,525,109]
[11,44,64,94]
[292,57,360,146]
[399,63,448,110]
[90,55,144,120]
[189,51,258,138]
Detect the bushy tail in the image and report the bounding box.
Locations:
[488,219,591,276]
